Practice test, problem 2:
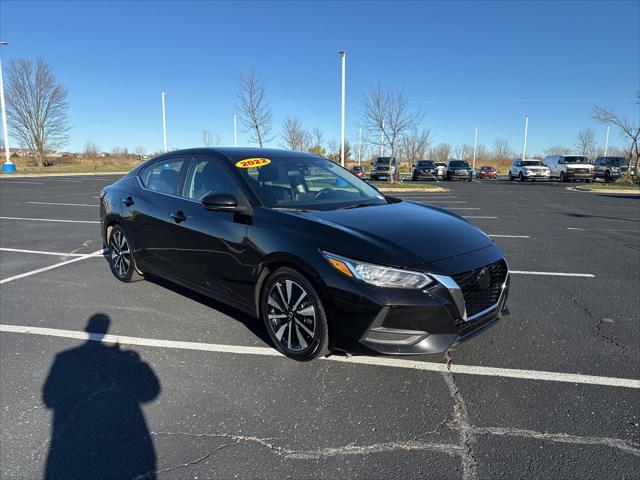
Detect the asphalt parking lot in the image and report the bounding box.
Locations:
[1,174,638,479]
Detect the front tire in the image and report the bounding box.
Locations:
[261,267,330,361]
[108,225,143,283]
[519,172,525,182]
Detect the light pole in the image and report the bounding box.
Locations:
[338,50,346,167]
[380,119,384,157]
[604,125,610,156]
[358,127,362,166]
[0,41,15,173]
[161,92,169,153]
[472,126,478,171]
[522,114,529,161]
[233,114,238,147]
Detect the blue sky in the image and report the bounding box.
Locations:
[1,0,638,155]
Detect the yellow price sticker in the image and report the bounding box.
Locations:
[235,158,271,168]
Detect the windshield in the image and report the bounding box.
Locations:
[236,157,387,211]
[417,161,434,167]
[449,161,469,168]
[434,162,446,167]
[564,156,589,164]
[522,160,543,166]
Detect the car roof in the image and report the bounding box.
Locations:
[151,147,319,163]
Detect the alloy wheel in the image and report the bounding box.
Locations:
[266,279,316,352]
[109,229,131,278]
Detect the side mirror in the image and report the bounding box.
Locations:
[201,192,243,212]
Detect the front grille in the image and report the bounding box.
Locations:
[451,259,508,318]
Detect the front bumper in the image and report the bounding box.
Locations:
[325,249,510,355]
[566,170,593,179]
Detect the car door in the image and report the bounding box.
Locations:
[170,155,253,304]
[125,156,188,274]
[511,161,519,176]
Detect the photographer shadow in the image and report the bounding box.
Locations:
[42,314,160,480]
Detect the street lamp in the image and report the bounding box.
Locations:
[338,50,346,167]
[161,91,169,153]
[0,40,15,173]
[233,114,238,147]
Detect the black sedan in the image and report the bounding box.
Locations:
[100,148,510,361]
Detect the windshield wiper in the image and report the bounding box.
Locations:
[339,201,381,210]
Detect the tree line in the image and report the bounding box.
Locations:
[4,58,639,169]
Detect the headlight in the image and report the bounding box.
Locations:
[611,167,620,172]
[322,252,433,289]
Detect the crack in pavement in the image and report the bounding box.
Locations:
[562,288,631,357]
[469,426,640,457]
[150,430,462,466]
[443,351,479,480]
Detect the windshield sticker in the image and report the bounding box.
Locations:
[236,158,271,168]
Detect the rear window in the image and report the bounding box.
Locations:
[140,158,185,195]
[564,156,589,164]
[449,161,469,168]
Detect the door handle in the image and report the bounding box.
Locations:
[170,210,187,223]
[122,196,134,207]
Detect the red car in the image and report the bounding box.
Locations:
[477,166,497,179]
[351,165,365,178]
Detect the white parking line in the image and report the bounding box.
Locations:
[511,270,595,278]
[0,247,91,257]
[1,324,637,389]
[488,235,530,238]
[445,207,481,210]
[27,201,98,207]
[0,249,104,284]
[463,216,498,219]
[0,216,99,224]
[430,201,468,204]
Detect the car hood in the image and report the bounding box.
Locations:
[282,200,494,267]
[565,164,593,168]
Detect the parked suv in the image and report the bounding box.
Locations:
[412,160,438,181]
[370,157,397,181]
[509,159,550,181]
[593,156,632,182]
[445,160,472,181]
[434,162,447,179]
[544,155,594,182]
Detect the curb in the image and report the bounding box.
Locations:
[569,186,640,195]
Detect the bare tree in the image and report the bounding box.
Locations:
[592,95,640,164]
[360,85,424,181]
[281,116,310,151]
[453,144,474,161]
[5,58,70,166]
[202,129,221,147]
[400,128,433,165]
[575,128,597,159]
[133,146,146,160]
[430,143,453,163]
[543,145,572,156]
[308,127,326,157]
[83,141,99,171]
[236,70,273,147]
[493,137,513,160]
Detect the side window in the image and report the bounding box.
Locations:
[183,158,238,200]
[140,158,185,195]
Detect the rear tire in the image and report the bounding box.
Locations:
[261,267,330,361]
[605,171,612,183]
[108,225,143,283]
